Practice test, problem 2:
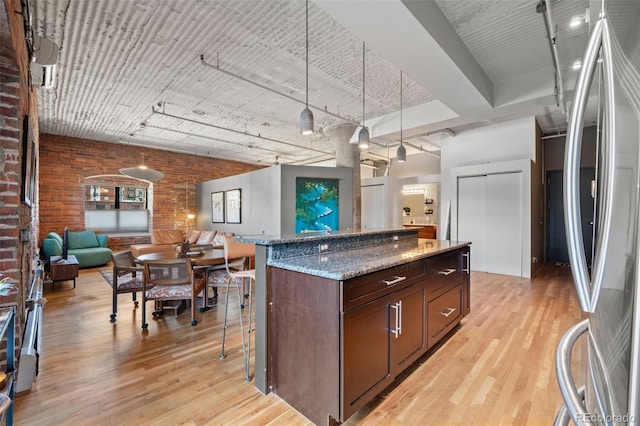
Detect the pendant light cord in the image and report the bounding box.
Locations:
[400,71,403,144]
[362,42,365,126]
[305,0,309,108]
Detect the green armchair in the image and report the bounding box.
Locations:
[42,230,112,268]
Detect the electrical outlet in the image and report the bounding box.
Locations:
[319,243,329,253]
[392,235,399,241]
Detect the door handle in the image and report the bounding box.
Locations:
[390,301,402,338]
[553,387,585,426]
[438,268,456,276]
[556,320,589,425]
[462,252,470,273]
[563,16,614,313]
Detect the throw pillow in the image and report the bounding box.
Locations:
[196,230,216,245]
[186,230,202,244]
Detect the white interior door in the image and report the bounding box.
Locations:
[458,176,486,272]
[485,172,522,276]
[361,184,385,230]
[457,172,523,276]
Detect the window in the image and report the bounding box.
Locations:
[84,183,150,233]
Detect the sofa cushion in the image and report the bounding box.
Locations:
[196,230,216,245]
[68,230,99,249]
[69,247,112,268]
[212,232,226,247]
[47,232,63,246]
[186,230,202,244]
[151,230,184,245]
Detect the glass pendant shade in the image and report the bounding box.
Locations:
[358,126,370,148]
[300,107,314,135]
[396,142,406,162]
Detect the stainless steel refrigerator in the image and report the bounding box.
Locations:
[557,1,640,425]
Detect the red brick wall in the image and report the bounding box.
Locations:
[1,0,39,363]
[39,134,262,251]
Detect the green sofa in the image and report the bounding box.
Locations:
[42,230,112,268]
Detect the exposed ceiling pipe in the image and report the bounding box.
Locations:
[150,106,334,156]
[200,55,361,126]
[404,141,441,159]
[143,123,292,157]
[537,0,567,116]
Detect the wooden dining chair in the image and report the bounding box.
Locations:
[100,250,145,323]
[219,235,255,382]
[141,258,205,329]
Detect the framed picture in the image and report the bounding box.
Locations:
[295,177,339,233]
[211,191,225,223]
[225,189,241,224]
[21,116,35,207]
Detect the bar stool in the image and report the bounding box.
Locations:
[219,235,255,382]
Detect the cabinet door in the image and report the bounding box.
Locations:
[342,297,392,418]
[390,283,426,373]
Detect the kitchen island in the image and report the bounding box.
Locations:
[239,229,470,425]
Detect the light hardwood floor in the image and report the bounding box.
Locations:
[14,263,585,425]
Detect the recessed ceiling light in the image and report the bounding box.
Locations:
[572,59,582,70]
[569,15,582,27]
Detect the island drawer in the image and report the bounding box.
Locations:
[343,260,425,311]
[425,249,464,298]
[427,283,463,348]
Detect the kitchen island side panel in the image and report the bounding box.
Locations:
[269,267,341,425]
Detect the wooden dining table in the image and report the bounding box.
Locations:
[135,248,226,267]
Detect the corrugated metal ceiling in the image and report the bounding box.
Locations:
[31,0,599,165]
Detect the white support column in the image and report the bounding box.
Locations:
[324,122,360,231]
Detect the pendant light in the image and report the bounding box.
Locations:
[299,0,314,135]
[358,42,370,148]
[396,71,407,162]
[120,123,165,181]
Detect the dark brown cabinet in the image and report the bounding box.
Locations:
[342,281,425,418]
[269,246,469,425]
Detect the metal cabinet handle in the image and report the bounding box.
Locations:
[556,320,589,424]
[440,307,456,318]
[390,301,402,338]
[382,276,406,286]
[462,252,470,273]
[438,268,456,276]
[563,17,614,313]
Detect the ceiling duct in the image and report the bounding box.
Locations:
[31,35,60,89]
[32,35,59,65]
[536,0,566,116]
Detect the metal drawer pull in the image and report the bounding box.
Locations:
[382,276,406,286]
[438,268,456,276]
[440,307,456,317]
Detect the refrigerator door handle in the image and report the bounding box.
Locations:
[563,17,616,313]
[556,320,589,425]
[554,386,585,426]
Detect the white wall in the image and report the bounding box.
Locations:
[196,165,353,236]
[441,116,537,277]
[441,116,537,228]
[386,151,441,178]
